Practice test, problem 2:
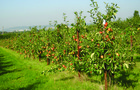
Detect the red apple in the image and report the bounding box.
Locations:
[116,53,119,56]
[104,22,108,27]
[100,55,104,59]
[99,31,103,34]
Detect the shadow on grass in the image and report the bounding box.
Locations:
[86,73,103,84]
[0,54,21,76]
[135,56,140,62]
[19,77,48,90]
[115,71,139,89]
[19,81,42,90]
[87,78,101,84]
[0,53,48,90]
[136,47,140,54]
[55,76,74,81]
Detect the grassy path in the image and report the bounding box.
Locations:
[0,47,50,90]
[0,46,140,90]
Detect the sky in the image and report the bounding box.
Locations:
[0,0,140,31]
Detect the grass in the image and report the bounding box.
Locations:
[0,46,140,90]
[0,47,49,90]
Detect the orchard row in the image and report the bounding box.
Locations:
[0,0,140,89]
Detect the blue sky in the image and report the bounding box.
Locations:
[0,0,140,31]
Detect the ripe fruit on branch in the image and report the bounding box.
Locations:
[104,22,108,27]
[52,53,55,56]
[106,38,110,42]
[81,35,85,38]
[54,56,57,59]
[73,35,75,38]
[108,28,113,31]
[111,41,113,44]
[100,55,104,59]
[74,38,78,41]
[91,39,94,42]
[62,65,67,68]
[78,46,82,49]
[99,31,103,34]
[46,54,50,57]
[79,41,82,43]
[72,52,75,55]
[58,68,61,70]
[116,53,119,56]
[63,50,66,54]
[108,53,111,55]
[102,36,105,40]
[63,50,66,52]
[111,36,115,40]
[52,61,54,63]
[105,35,109,38]
[51,47,55,51]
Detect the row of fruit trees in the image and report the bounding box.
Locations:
[0,0,139,90]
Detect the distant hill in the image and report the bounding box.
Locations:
[2,23,92,32]
[4,25,50,32]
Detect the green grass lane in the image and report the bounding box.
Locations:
[0,47,49,90]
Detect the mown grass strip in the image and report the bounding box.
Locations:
[0,47,49,90]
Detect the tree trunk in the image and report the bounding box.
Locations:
[104,63,108,90]
[78,71,81,78]
[33,54,35,59]
[47,58,50,65]
[39,54,41,61]
[77,28,81,79]
[130,35,133,61]
[77,29,80,60]
[105,70,108,90]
